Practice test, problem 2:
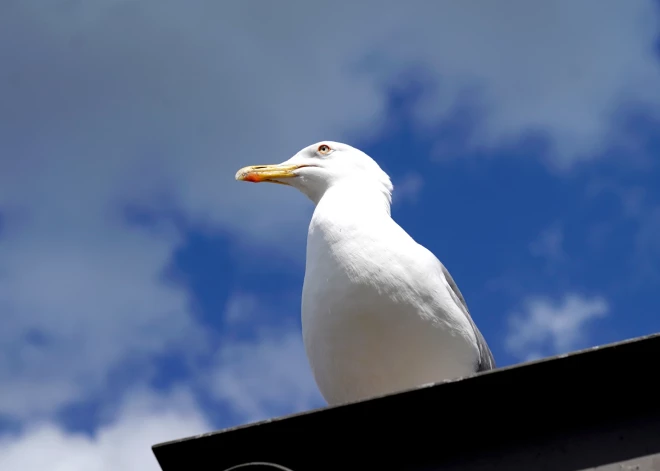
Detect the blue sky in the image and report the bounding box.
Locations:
[2,1,660,469]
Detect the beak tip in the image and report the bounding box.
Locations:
[235,168,261,183]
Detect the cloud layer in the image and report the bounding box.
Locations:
[0,388,210,471]
[505,293,609,361]
[0,3,658,467]
[210,329,324,423]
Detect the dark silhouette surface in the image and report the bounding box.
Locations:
[154,333,660,471]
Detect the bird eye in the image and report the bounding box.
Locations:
[317,144,332,155]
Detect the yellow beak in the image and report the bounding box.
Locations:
[235,164,302,184]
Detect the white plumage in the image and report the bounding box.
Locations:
[236,141,494,405]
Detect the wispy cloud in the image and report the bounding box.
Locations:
[505,294,609,361]
[393,172,424,205]
[0,225,206,420]
[407,1,660,169]
[529,222,566,266]
[0,387,211,471]
[583,179,660,284]
[210,329,324,424]
[223,292,261,325]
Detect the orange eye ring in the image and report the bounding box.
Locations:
[317,144,332,155]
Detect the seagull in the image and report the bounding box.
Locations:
[235,141,495,406]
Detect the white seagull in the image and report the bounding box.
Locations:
[235,141,495,406]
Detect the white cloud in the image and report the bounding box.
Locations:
[0,387,211,471]
[529,223,565,264]
[505,293,609,361]
[1,324,326,471]
[398,1,660,169]
[0,223,206,419]
[223,292,261,325]
[392,172,424,205]
[0,0,658,423]
[211,293,324,422]
[210,329,325,423]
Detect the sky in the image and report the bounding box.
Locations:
[1,1,660,469]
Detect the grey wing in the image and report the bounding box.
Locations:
[441,263,496,372]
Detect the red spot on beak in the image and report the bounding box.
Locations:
[243,173,262,183]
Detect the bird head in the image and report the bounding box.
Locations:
[235,141,393,205]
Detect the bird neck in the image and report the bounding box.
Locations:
[315,179,393,218]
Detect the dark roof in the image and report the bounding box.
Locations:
[153,333,660,471]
